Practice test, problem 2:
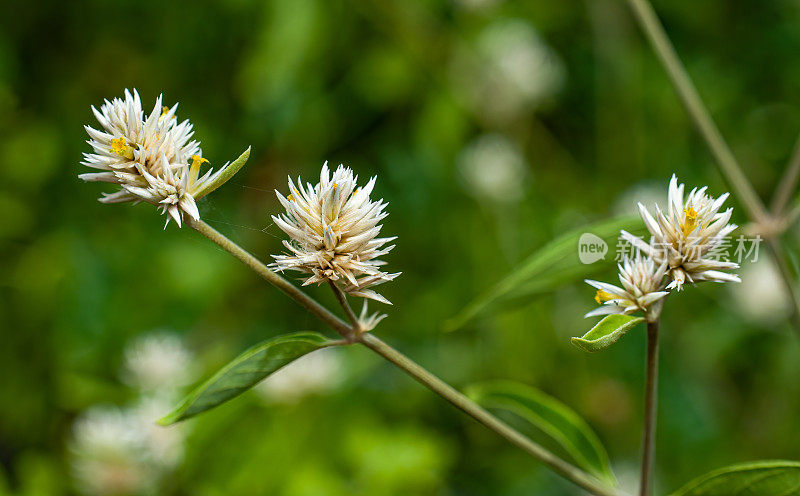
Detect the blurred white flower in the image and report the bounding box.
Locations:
[271,163,400,304]
[70,399,188,496]
[132,396,187,468]
[457,133,528,204]
[69,407,150,496]
[451,20,564,124]
[256,348,343,404]
[623,175,740,291]
[80,89,240,227]
[586,254,669,322]
[731,259,791,323]
[122,332,194,393]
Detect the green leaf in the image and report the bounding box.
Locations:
[193,146,251,199]
[670,460,800,496]
[466,381,616,485]
[159,332,337,425]
[571,314,644,353]
[444,215,643,332]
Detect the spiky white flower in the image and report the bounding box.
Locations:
[271,163,400,304]
[586,254,669,322]
[80,89,242,227]
[622,175,740,291]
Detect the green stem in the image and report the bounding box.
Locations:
[624,0,768,223]
[187,217,623,496]
[639,319,660,496]
[772,134,800,215]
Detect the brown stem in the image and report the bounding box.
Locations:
[639,319,660,496]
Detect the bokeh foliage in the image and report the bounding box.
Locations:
[1,0,800,494]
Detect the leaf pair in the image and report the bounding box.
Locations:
[159,332,339,425]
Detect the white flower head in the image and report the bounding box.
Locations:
[122,332,195,393]
[622,175,740,290]
[271,162,400,304]
[586,254,669,322]
[81,89,245,227]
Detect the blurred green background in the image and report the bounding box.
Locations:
[2,0,800,494]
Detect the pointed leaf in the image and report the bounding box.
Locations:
[466,381,616,485]
[671,460,800,496]
[444,215,643,332]
[160,331,337,425]
[194,146,251,199]
[571,314,644,353]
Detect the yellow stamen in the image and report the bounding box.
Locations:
[190,154,208,166]
[161,106,172,118]
[188,155,208,182]
[594,289,615,305]
[110,137,135,160]
[332,183,337,190]
[683,205,697,236]
[287,194,295,202]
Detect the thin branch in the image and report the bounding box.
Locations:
[328,280,360,329]
[764,238,800,331]
[358,333,623,496]
[788,202,800,226]
[624,0,800,336]
[186,217,624,496]
[186,217,353,337]
[625,0,768,223]
[639,320,660,496]
[772,133,800,215]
